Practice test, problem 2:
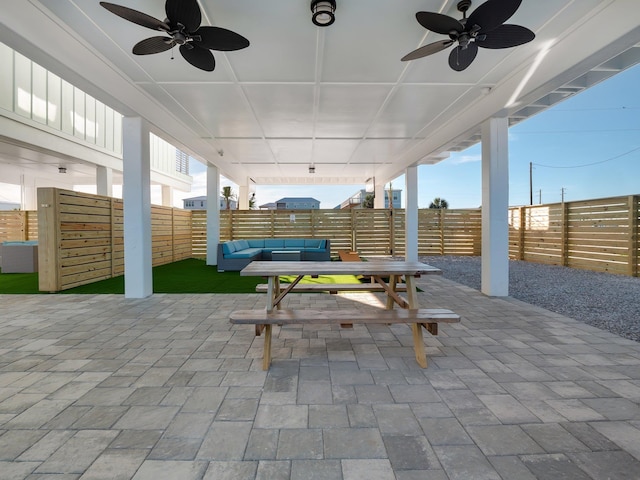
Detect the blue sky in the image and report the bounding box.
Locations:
[193,62,639,210]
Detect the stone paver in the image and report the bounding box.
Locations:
[1,276,640,479]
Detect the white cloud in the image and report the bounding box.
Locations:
[450,154,481,165]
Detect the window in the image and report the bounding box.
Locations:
[176,149,189,175]
[0,43,13,111]
[61,80,74,135]
[14,52,31,118]
[31,63,47,124]
[95,101,105,147]
[47,72,61,129]
[73,88,85,139]
[1,41,124,156]
[85,96,96,143]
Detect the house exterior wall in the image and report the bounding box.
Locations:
[0,41,191,185]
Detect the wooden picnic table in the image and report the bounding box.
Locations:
[232,260,458,369]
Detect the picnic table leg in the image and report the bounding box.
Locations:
[275,276,282,310]
[385,275,397,310]
[257,276,278,336]
[406,275,427,368]
[262,324,272,370]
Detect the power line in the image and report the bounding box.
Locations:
[515,128,640,134]
[544,106,640,112]
[532,145,640,169]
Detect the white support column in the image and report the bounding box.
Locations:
[405,166,419,262]
[122,117,152,299]
[374,184,385,209]
[481,116,510,297]
[20,174,37,210]
[206,164,220,266]
[238,184,249,210]
[161,185,173,207]
[96,166,113,197]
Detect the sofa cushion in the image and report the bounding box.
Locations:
[285,239,305,248]
[222,242,236,255]
[304,239,322,248]
[264,239,284,248]
[235,239,250,250]
[247,239,265,248]
[225,248,263,259]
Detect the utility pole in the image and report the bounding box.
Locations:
[529,162,533,205]
[561,187,566,203]
[538,189,542,204]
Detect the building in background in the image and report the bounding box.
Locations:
[182,196,237,210]
[274,197,320,210]
[0,202,20,210]
[338,189,402,209]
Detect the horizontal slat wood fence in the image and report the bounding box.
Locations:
[0,210,38,241]
[37,188,192,292]
[2,193,638,292]
[200,208,481,258]
[509,195,639,276]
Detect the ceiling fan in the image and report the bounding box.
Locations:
[401,0,535,71]
[100,0,249,72]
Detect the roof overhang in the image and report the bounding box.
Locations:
[0,0,639,187]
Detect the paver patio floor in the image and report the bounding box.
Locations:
[1,275,640,479]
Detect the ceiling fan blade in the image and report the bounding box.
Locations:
[166,0,201,32]
[193,27,250,51]
[132,36,175,55]
[476,24,535,49]
[416,12,463,35]
[467,0,523,33]
[448,43,478,71]
[180,44,215,71]
[401,40,453,61]
[100,2,168,31]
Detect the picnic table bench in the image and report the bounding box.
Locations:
[255,282,407,294]
[231,308,460,370]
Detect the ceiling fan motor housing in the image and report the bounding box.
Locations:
[457,0,472,14]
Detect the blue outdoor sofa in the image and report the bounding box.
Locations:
[217,238,331,271]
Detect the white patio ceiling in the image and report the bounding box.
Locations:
[1,0,639,188]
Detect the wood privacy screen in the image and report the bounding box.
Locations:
[0,210,38,242]
[37,188,191,291]
[4,191,637,291]
[509,195,639,276]
[207,208,482,258]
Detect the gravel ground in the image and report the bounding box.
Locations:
[418,256,640,343]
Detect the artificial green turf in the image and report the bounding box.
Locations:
[0,258,364,294]
[0,269,40,294]
[62,258,264,294]
[281,274,362,284]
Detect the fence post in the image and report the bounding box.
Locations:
[171,208,176,263]
[270,210,274,238]
[562,201,569,267]
[21,211,28,240]
[629,195,638,277]
[518,207,525,260]
[110,199,116,277]
[439,209,445,255]
[389,209,394,255]
[37,188,61,292]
